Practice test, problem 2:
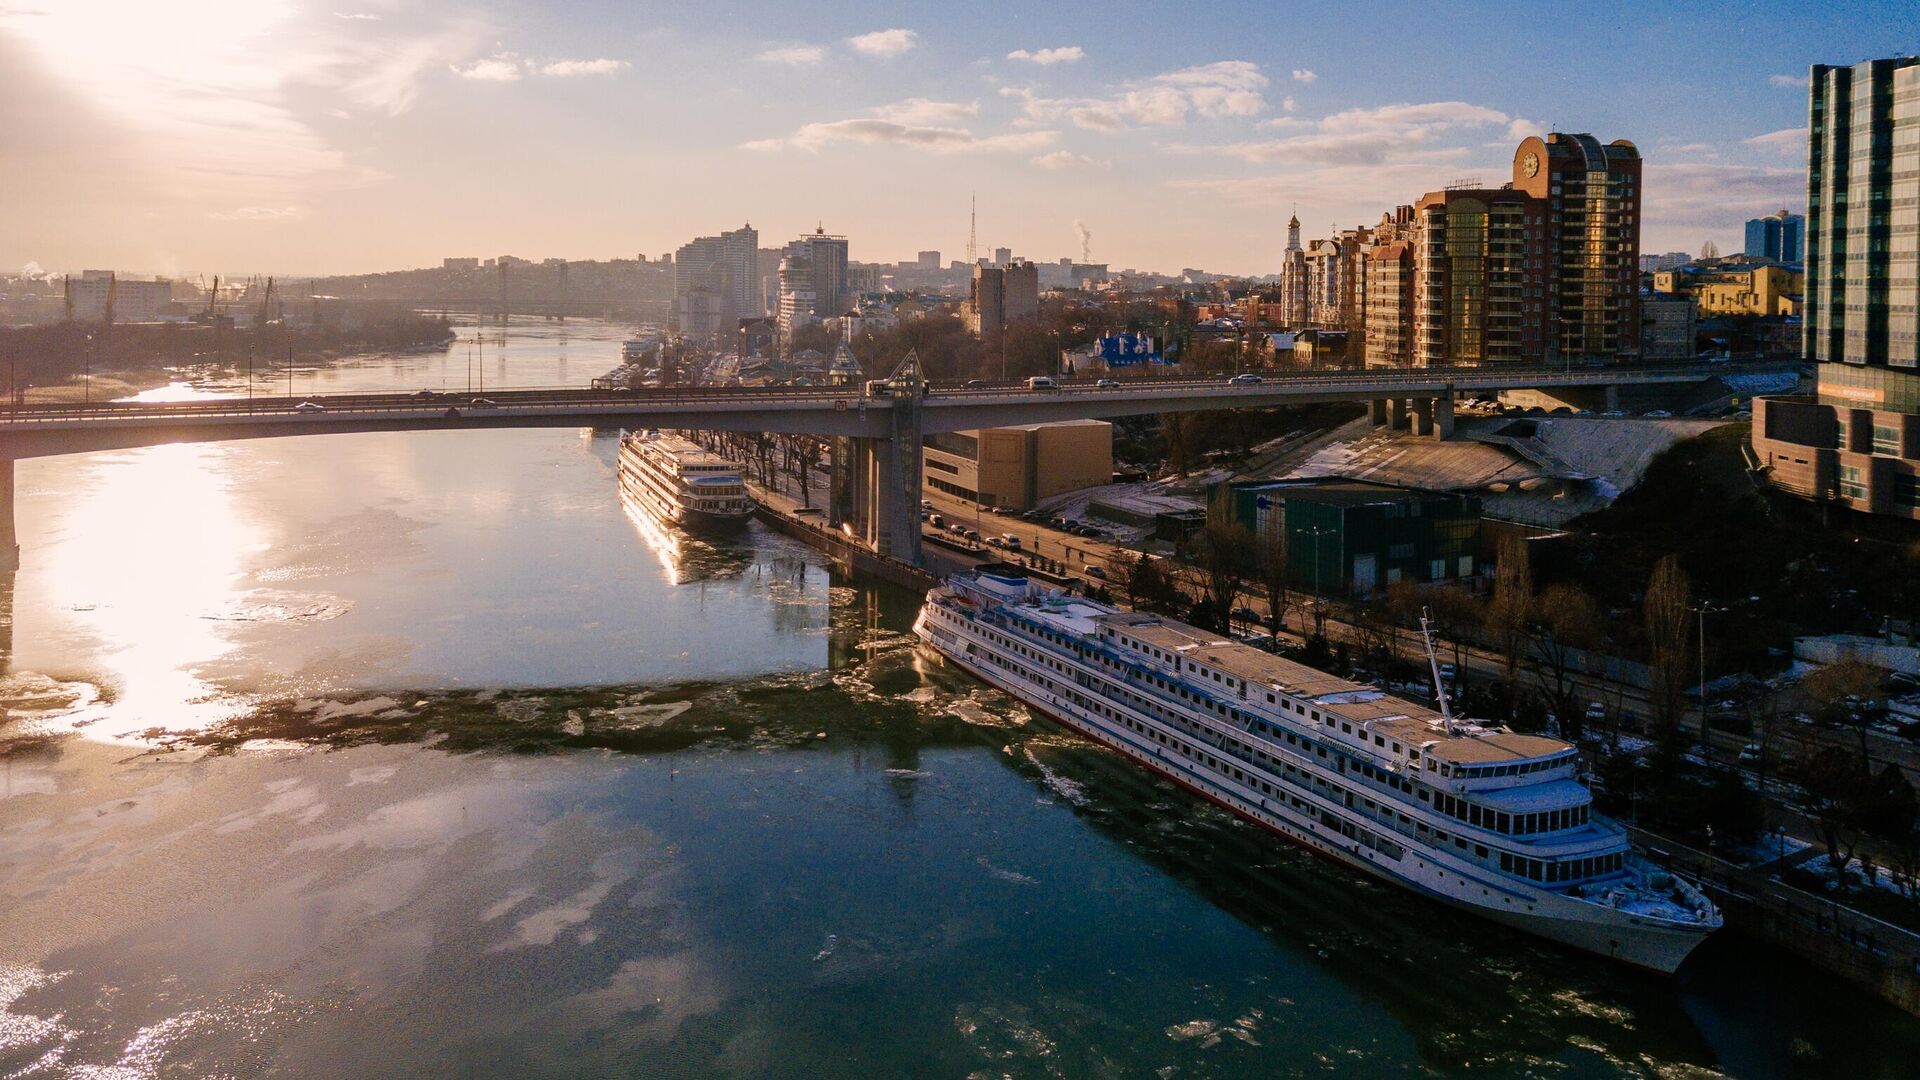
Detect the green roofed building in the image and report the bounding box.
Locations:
[1218,479,1482,596]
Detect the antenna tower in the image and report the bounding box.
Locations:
[966,193,978,266]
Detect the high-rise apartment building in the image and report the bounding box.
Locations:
[1755,57,1920,522]
[1303,239,1343,328]
[1410,186,1547,366]
[917,250,941,269]
[1744,209,1805,263]
[966,260,1040,344]
[993,247,1012,268]
[1363,242,1416,368]
[776,250,818,351]
[674,223,758,343]
[1510,133,1642,363]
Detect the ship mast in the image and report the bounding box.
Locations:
[1419,607,1457,735]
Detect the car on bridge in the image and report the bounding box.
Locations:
[469,398,499,409]
[1095,379,1120,389]
[1025,376,1058,390]
[1228,374,1265,385]
[295,401,326,413]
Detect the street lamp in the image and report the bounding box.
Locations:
[1303,524,1333,638]
[1691,601,1725,763]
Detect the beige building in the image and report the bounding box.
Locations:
[965,260,1040,344]
[1652,263,1803,318]
[923,419,1113,510]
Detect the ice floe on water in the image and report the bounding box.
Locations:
[202,590,352,623]
[1021,746,1091,807]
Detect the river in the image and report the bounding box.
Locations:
[1,317,1915,1078]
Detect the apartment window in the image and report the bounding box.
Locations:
[1838,464,1868,500]
[1873,424,1901,456]
[1895,473,1920,509]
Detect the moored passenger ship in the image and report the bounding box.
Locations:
[618,431,753,528]
[914,565,1722,973]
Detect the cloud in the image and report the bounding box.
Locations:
[1640,162,1804,249]
[207,206,306,222]
[1769,73,1811,88]
[743,116,1056,155]
[1745,127,1806,156]
[1004,59,1268,131]
[756,44,825,66]
[1031,150,1099,169]
[1291,69,1317,83]
[451,52,523,81]
[1282,95,1297,113]
[451,53,629,81]
[871,98,979,125]
[333,10,380,19]
[1196,100,1515,164]
[0,2,465,202]
[1008,46,1084,65]
[847,28,917,58]
[537,58,628,77]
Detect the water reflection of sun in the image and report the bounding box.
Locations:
[32,444,262,737]
[619,488,691,584]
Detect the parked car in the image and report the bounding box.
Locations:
[1438,662,1457,682]
[792,506,822,517]
[964,529,983,542]
[1586,701,1607,722]
[1231,606,1260,624]
[928,513,944,528]
[987,537,1005,548]
[1084,564,1106,580]
[1001,534,1023,550]
[1738,743,1763,764]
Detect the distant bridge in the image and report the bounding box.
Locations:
[0,362,1770,571]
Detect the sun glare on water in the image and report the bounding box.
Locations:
[28,444,265,738]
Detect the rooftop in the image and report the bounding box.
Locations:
[1087,611,1568,767]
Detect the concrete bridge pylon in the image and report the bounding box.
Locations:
[1,458,17,573]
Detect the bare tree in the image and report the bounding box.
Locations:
[1803,660,1886,768]
[1488,534,1534,691]
[1187,501,1252,633]
[1254,518,1294,638]
[1162,412,1197,478]
[1528,583,1603,741]
[1644,555,1693,747]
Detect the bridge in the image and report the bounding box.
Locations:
[0,362,1763,572]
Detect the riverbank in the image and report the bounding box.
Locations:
[19,368,174,403]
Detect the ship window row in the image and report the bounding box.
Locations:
[1072,652,1437,863]
[1437,754,1569,780]
[992,618,1483,851]
[1499,851,1621,884]
[1070,672,1412,864]
[1434,791,1588,835]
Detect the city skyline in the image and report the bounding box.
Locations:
[1,1,1909,278]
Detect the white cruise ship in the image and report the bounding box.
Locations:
[914,566,1722,973]
[618,431,753,529]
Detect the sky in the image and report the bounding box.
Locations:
[0,0,1910,280]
